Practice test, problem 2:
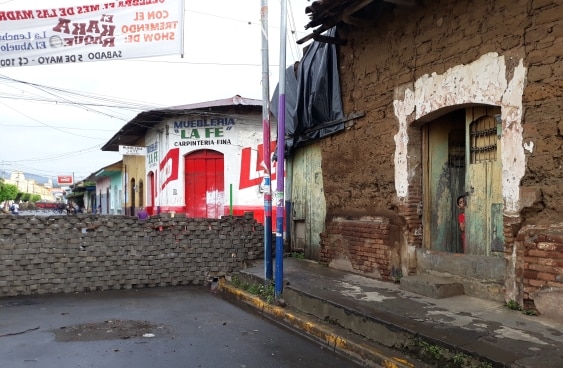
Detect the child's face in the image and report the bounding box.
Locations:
[457,197,465,209]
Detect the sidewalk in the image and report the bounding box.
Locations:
[220,257,563,368]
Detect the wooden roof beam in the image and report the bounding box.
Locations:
[383,0,418,5]
[312,33,347,45]
[298,0,375,44]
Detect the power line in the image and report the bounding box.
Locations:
[0,92,147,111]
[0,100,108,140]
[0,123,115,131]
[185,7,309,37]
[0,74,164,112]
[0,76,148,120]
[2,144,103,163]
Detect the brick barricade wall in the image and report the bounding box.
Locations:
[0,213,263,297]
[513,224,563,308]
[320,217,398,279]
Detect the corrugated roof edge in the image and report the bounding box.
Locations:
[101,95,263,152]
[166,95,262,110]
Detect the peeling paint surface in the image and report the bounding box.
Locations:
[415,53,507,116]
[335,280,396,302]
[393,89,416,198]
[523,141,534,153]
[501,59,527,215]
[393,53,527,214]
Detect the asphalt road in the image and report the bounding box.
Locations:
[0,286,361,368]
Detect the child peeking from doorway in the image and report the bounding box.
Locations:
[457,195,466,253]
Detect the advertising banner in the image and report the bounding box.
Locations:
[0,0,184,68]
[57,175,73,185]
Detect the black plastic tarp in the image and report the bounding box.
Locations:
[270,62,299,152]
[271,27,344,155]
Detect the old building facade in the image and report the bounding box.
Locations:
[300,0,562,316]
[102,96,279,221]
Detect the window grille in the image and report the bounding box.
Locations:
[470,116,497,163]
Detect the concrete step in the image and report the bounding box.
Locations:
[399,274,465,299]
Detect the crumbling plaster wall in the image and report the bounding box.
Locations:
[325,0,562,221]
[393,52,527,216]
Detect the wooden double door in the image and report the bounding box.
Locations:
[424,107,504,255]
[184,150,225,218]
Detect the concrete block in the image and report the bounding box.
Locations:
[400,274,465,298]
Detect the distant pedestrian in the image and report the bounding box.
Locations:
[66,203,77,215]
[10,202,19,215]
[137,207,149,220]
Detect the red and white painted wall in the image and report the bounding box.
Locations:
[143,112,278,223]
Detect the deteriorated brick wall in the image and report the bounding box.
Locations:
[0,213,263,297]
[319,217,401,280]
[520,1,563,224]
[402,185,423,249]
[512,225,563,304]
[317,0,562,283]
[320,0,562,239]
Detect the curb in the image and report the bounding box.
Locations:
[219,279,423,368]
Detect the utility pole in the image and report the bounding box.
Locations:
[275,0,287,298]
[261,0,273,280]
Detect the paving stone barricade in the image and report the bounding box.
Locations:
[0,213,263,297]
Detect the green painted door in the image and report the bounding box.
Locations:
[291,143,326,260]
[424,111,465,253]
[465,108,504,255]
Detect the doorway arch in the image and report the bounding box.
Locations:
[393,53,527,256]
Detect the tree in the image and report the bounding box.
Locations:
[0,183,18,202]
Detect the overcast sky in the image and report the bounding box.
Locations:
[0,0,312,181]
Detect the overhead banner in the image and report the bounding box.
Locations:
[57,175,74,185]
[0,0,184,68]
[119,144,146,155]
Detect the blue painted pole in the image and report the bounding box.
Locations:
[261,0,273,280]
[263,176,272,279]
[275,0,287,298]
